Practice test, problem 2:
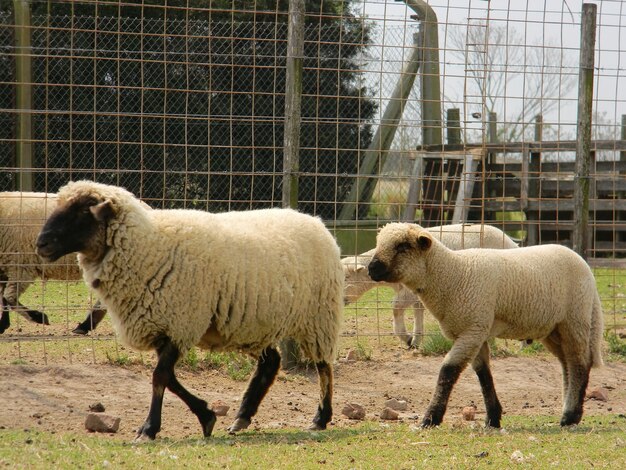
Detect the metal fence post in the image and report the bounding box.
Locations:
[573,3,596,260]
[14,0,33,191]
[280,0,305,369]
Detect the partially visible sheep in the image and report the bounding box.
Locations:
[0,191,106,334]
[368,222,604,428]
[342,224,518,348]
[36,181,344,440]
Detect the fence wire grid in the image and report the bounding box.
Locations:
[1,0,625,364]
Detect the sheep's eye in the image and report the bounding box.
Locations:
[396,242,412,254]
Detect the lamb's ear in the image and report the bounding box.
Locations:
[90,199,114,222]
[416,233,432,251]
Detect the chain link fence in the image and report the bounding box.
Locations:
[1,0,625,363]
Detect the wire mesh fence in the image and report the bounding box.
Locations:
[1,0,625,365]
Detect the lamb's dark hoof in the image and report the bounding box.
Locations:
[135,423,158,441]
[227,417,251,434]
[308,422,327,431]
[72,325,89,335]
[420,416,441,429]
[560,411,582,427]
[26,310,50,325]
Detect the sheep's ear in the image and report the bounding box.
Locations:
[416,234,432,251]
[90,200,114,222]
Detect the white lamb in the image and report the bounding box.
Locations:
[342,224,518,348]
[368,222,604,428]
[0,192,106,334]
[36,181,344,440]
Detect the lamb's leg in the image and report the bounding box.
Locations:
[409,304,425,349]
[72,302,107,335]
[392,288,419,348]
[471,342,502,427]
[391,303,411,347]
[137,338,215,440]
[421,334,483,428]
[228,346,281,434]
[541,333,569,407]
[559,335,591,427]
[310,360,333,430]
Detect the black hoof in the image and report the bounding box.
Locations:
[72,325,89,335]
[26,310,50,325]
[201,413,217,438]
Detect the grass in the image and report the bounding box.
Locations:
[1,415,625,468]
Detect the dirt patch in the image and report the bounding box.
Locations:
[1,354,625,440]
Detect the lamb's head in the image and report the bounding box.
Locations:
[36,181,120,263]
[342,257,372,304]
[368,223,433,288]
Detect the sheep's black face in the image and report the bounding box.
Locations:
[36,195,113,262]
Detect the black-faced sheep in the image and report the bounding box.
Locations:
[342,224,518,348]
[36,181,344,440]
[0,191,106,334]
[368,222,604,428]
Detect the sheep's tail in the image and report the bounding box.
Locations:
[589,292,604,368]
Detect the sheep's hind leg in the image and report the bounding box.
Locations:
[72,303,107,335]
[310,361,333,430]
[228,346,281,434]
[471,342,502,428]
[137,338,215,440]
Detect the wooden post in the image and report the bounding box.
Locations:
[280,0,305,369]
[446,108,461,145]
[572,3,596,260]
[14,0,33,191]
[526,114,543,246]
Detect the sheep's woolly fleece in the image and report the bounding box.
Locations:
[57,181,344,362]
[0,192,81,285]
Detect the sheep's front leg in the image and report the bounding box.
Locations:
[228,346,281,434]
[138,338,215,440]
[422,334,484,428]
[0,298,9,334]
[310,360,333,430]
[472,342,502,427]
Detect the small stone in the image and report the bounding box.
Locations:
[380,407,399,420]
[586,387,609,402]
[89,402,106,413]
[341,403,366,420]
[462,405,476,421]
[384,398,408,411]
[85,413,120,433]
[211,400,230,416]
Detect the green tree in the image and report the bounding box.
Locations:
[1,0,376,219]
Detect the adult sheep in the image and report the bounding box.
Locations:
[36,180,344,440]
[0,191,106,334]
[342,224,518,348]
[368,222,604,428]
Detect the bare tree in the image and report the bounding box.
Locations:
[445,21,577,143]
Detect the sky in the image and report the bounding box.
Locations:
[352,0,625,144]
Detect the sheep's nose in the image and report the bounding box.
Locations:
[368,258,389,282]
[35,231,51,250]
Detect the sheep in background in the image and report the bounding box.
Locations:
[0,191,106,334]
[342,224,518,348]
[368,222,603,428]
[36,181,344,440]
